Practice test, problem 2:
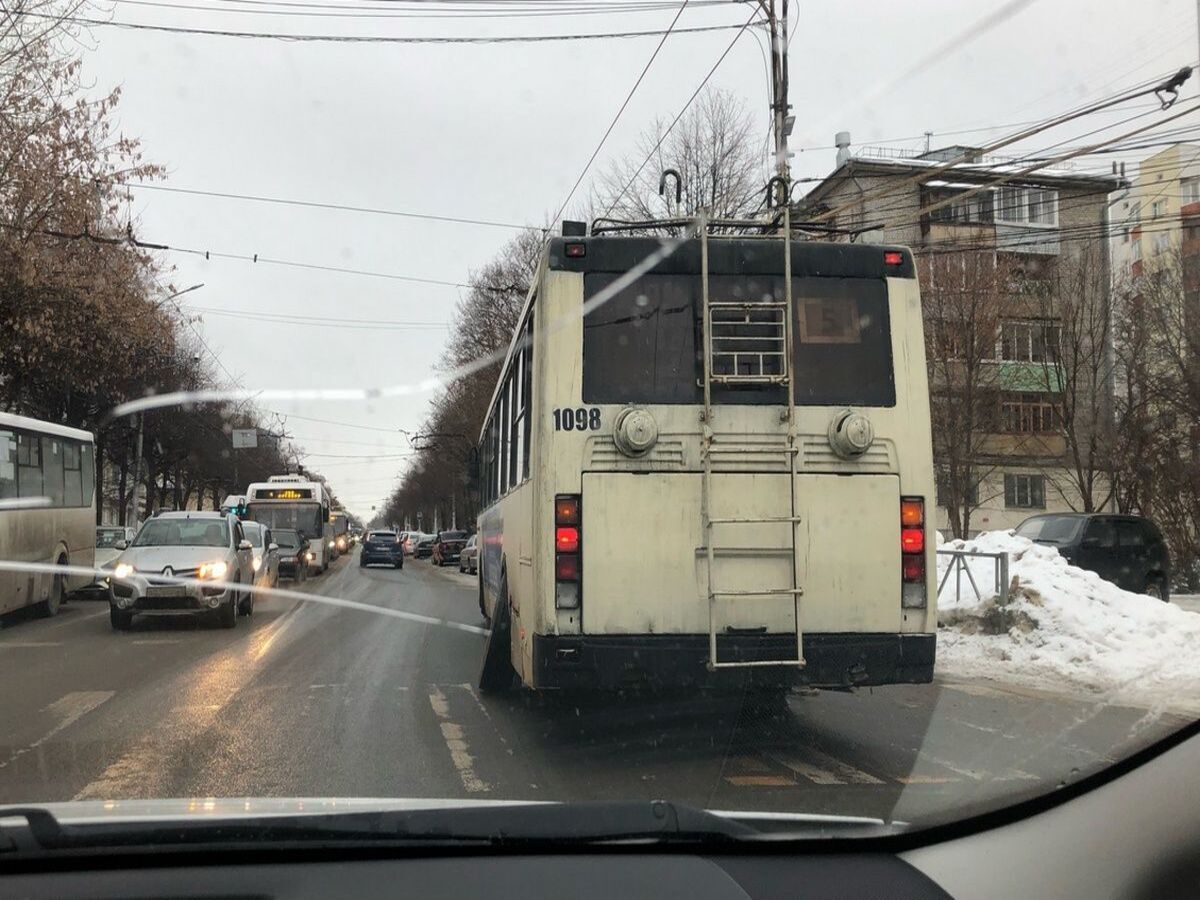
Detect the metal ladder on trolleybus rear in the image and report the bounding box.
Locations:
[698,206,805,672]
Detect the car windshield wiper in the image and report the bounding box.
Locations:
[0,801,838,855]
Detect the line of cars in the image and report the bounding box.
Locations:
[357,529,478,574]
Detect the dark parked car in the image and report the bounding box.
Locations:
[432,530,469,567]
[1015,513,1171,601]
[360,530,403,569]
[415,535,436,559]
[458,534,479,575]
[274,529,309,582]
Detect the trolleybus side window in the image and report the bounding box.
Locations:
[41,437,64,507]
[0,430,15,499]
[481,311,534,509]
[520,318,533,480]
[81,442,94,505]
[17,432,42,498]
[64,440,83,507]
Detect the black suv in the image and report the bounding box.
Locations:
[1015,513,1171,601]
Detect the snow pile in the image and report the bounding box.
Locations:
[936,531,1200,713]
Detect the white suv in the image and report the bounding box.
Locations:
[108,511,256,631]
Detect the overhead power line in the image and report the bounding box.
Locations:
[129,183,532,231]
[189,305,451,330]
[109,0,732,18]
[34,11,753,43]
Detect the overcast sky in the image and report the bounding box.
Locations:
[77,0,1192,519]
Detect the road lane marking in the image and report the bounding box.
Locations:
[767,753,848,785]
[132,639,182,645]
[0,641,63,648]
[0,691,114,770]
[763,749,884,786]
[727,774,795,787]
[897,774,960,785]
[429,686,490,793]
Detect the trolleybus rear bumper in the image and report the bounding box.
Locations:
[532,633,935,691]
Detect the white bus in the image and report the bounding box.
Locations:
[245,476,334,573]
[476,226,936,694]
[0,412,96,617]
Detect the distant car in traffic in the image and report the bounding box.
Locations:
[108,511,256,630]
[242,520,280,589]
[1015,513,1171,601]
[415,534,436,559]
[360,531,403,569]
[458,534,479,575]
[432,530,469,567]
[401,532,420,556]
[273,529,310,582]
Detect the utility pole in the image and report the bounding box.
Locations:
[128,412,145,527]
[765,0,792,205]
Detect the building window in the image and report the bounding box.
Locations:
[1130,201,1141,223]
[1000,392,1060,433]
[1000,320,1060,362]
[936,469,979,507]
[1004,473,1045,509]
[996,186,1058,226]
[1151,231,1170,255]
[1151,199,1167,218]
[1132,239,1142,262]
[1183,177,1200,205]
[928,189,993,224]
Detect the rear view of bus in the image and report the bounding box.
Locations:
[480,230,936,693]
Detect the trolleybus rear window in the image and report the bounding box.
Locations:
[582,274,895,407]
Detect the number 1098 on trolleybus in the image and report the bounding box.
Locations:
[476,220,936,694]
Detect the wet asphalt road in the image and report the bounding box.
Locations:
[0,551,1188,826]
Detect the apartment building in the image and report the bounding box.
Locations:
[799,136,1124,535]
[1111,143,1200,281]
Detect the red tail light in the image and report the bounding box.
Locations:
[901,527,925,554]
[555,526,579,553]
[884,250,904,266]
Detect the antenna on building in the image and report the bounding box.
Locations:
[924,131,933,153]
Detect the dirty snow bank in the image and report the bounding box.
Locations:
[936,531,1200,713]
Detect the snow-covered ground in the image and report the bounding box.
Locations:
[935,531,1200,715]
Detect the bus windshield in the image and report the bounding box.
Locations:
[248,503,322,538]
[582,274,895,406]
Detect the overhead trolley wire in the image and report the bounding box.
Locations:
[22,10,755,43]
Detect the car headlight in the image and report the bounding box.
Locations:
[252,555,262,572]
[113,563,134,579]
[197,560,229,580]
[306,551,315,561]
[328,540,335,549]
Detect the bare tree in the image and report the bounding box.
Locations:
[1111,249,1200,587]
[920,250,1016,538]
[590,88,767,223]
[1032,242,1117,512]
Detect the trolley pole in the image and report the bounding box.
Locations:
[765,0,792,204]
